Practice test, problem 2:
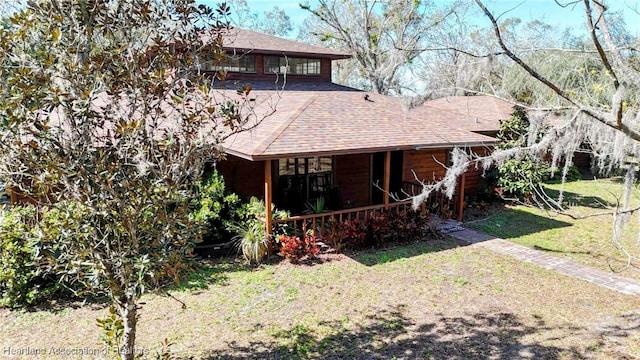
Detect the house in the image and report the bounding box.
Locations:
[209,29,516,233]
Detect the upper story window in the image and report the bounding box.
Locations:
[264,56,321,75]
[278,156,332,176]
[205,54,256,73]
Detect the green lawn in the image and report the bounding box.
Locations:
[2,178,640,359]
[2,235,639,359]
[469,177,640,280]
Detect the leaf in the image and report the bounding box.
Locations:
[51,27,60,42]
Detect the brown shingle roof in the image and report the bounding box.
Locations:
[222,28,351,60]
[222,92,513,160]
[422,95,515,133]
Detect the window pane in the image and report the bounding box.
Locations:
[307,59,320,74]
[279,157,332,176]
[208,54,255,73]
[278,158,296,176]
[308,156,332,173]
[264,56,320,75]
[264,56,281,74]
[296,158,306,175]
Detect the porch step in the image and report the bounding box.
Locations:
[432,218,466,234]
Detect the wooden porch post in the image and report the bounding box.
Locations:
[264,160,273,236]
[457,172,466,221]
[383,151,391,208]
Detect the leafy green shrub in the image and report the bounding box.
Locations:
[228,197,290,264]
[234,196,289,236]
[0,205,39,307]
[496,106,550,199]
[235,196,289,222]
[497,158,549,198]
[191,170,241,244]
[0,205,69,308]
[544,165,583,182]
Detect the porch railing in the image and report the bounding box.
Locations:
[402,181,459,220]
[262,182,461,238]
[270,199,417,238]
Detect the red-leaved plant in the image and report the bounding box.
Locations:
[276,233,319,263]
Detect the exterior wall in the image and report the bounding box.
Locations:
[8,186,39,205]
[334,153,371,207]
[463,146,492,195]
[216,156,265,199]
[572,151,592,171]
[7,180,60,205]
[402,146,495,196]
[216,147,496,212]
[402,149,448,183]
[209,55,333,83]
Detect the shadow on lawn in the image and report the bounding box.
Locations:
[351,237,460,267]
[542,187,616,209]
[171,257,251,292]
[194,305,588,359]
[471,208,572,239]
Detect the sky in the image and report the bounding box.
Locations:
[196,0,640,37]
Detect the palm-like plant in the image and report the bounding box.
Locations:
[229,220,268,265]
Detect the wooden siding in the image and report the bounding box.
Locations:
[216,156,265,198]
[402,147,495,195]
[463,146,492,194]
[402,149,448,183]
[334,153,371,207]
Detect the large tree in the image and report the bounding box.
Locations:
[418,12,568,97]
[418,0,639,258]
[226,0,293,36]
[469,0,639,186]
[300,0,457,95]
[0,0,262,358]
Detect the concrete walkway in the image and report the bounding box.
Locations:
[446,224,640,296]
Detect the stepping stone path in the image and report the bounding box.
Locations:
[440,221,640,296]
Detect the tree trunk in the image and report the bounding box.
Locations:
[119,299,138,360]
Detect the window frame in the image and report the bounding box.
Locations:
[264,56,322,76]
[206,53,256,73]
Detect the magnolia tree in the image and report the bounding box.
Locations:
[0,0,264,358]
[417,0,639,259]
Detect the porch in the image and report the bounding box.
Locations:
[217,150,474,237]
[264,186,462,239]
[246,150,468,238]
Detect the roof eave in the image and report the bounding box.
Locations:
[415,140,498,150]
[223,140,498,162]
[222,47,352,60]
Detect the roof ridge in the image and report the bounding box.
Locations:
[252,95,318,155]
